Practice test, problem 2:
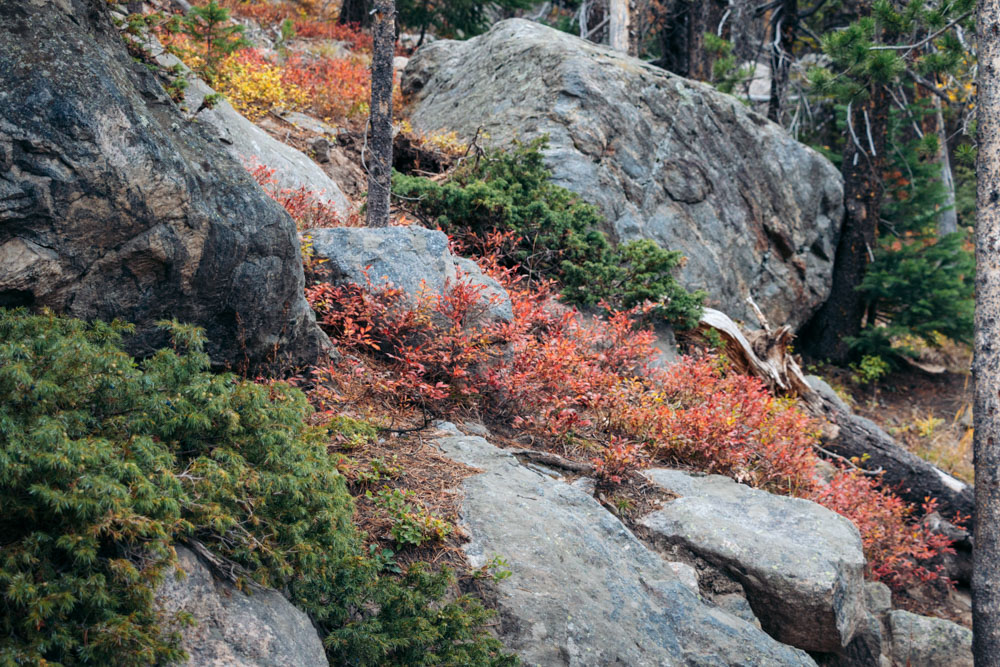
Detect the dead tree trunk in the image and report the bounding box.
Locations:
[340,0,372,26]
[973,0,1000,660]
[801,86,889,364]
[767,0,797,123]
[608,0,630,53]
[365,0,394,228]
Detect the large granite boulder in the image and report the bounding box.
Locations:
[157,546,328,666]
[639,469,867,655]
[432,430,815,666]
[310,226,513,323]
[0,0,327,370]
[402,19,844,330]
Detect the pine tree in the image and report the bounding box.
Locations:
[801,0,974,364]
[182,0,248,82]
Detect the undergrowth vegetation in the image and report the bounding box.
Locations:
[303,239,954,591]
[392,140,706,326]
[159,3,386,125]
[0,310,513,666]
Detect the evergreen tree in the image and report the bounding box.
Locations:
[182,0,249,81]
[397,0,533,43]
[801,0,974,364]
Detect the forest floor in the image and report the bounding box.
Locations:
[813,341,974,485]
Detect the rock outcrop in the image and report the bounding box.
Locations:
[432,429,815,666]
[402,19,844,330]
[157,546,328,666]
[310,226,513,323]
[0,0,328,370]
[638,469,867,654]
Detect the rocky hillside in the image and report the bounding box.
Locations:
[0,1,977,666]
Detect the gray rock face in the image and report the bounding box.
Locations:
[403,19,844,330]
[887,610,972,667]
[0,0,327,370]
[639,469,866,654]
[151,50,351,217]
[310,226,513,323]
[157,546,328,667]
[434,434,815,666]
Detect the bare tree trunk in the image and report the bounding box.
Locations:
[688,0,727,82]
[609,0,630,52]
[801,87,889,364]
[366,0,394,228]
[767,0,796,123]
[934,96,959,236]
[340,0,372,27]
[974,0,1000,661]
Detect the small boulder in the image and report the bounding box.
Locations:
[309,226,513,323]
[639,469,867,654]
[887,610,972,667]
[157,546,328,666]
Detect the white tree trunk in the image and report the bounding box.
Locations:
[608,0,629,52]
[974,0,1000,662]
[935,96,959,236]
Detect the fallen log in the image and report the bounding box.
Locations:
[695,307,974,523]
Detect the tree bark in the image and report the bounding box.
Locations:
[608,0,630,52]
[801,87,889,364]
[688,0,727,82]
[366,0,394,228]
[974,0,1000,661]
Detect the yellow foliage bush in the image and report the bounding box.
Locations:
[215,50,309,120]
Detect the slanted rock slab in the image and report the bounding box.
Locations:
[434,434,815,666]
[157,546,328,667]
[639,469,866,654]
[403,19,844,330]
[310,226,513,323]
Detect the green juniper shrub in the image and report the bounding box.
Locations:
[0,309,515,666]
[391,138,704,327]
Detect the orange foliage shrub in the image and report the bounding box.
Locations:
[302,245,955,590]
[248,161,359,229]
[810,471,954,587]
[282,54,390,122]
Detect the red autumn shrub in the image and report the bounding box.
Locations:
[292,20,373,51]
[307,272,501,412]
[248,161,359,229]
[810,470,954,588]
[593,437,646,485]
[282,54,374,121]
[303,236,953,590]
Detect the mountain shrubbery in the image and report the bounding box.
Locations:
[0,309,513,666]
[391,139,705,327]
[306,254,953,589]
